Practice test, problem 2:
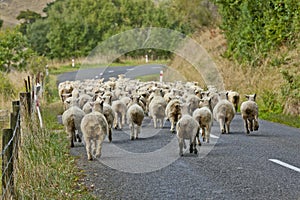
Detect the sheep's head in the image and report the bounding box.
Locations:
[245,94,256,101]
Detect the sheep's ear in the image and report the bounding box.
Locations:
[253,94,257,100]
[89,102,94,107]
[245,95,249,99]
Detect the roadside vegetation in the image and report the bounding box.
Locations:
[0,0,299,198]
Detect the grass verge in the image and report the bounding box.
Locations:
[15,101,96,199]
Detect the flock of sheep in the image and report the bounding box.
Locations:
[59,74,259,160]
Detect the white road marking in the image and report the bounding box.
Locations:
[108,70,114,73]
[269,159,300,173]
[99,73,103,75]
[126,68,134,71]
[210,134,219,139]
[151,66,163,69]
[95,76,98,78]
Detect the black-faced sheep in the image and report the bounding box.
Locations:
[240,94,259,134]
[227,90,240,112]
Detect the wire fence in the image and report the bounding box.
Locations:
[1,74,43,199]
[1,100,21,200]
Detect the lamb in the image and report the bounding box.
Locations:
[240,94,259,134]
[227,90,240,112]
[62,106,85,147]
[213,95,235,134]
[176,115,199,156]
[148,95,167,129]
[165,99,182,133]
[80,100,109,160]
[127,96,145,140]
[112,99,127,129]
[193,99,213,143]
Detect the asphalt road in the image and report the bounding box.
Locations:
[58,65,300,200]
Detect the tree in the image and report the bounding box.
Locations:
[0,28,34,72]
[16,9,42,34]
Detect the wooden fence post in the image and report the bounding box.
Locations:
[20,92,31,118]
[2,129,14,199]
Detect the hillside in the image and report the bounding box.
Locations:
[0,0,54,28]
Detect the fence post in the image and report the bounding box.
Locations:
[2,129,14,199]
[20,92,31,118]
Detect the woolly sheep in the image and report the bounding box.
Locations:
[149,95,167,129]
[176,115,199,156]
[80,100,109,160]
[227,90,240,112]
[213,98,235,134]
[62,106,85,148]
[193,104,213,143]
[112,100,127,129]
[186,94,201,115]
[165,99,182,133]
[127,96,145,140]
[240,94,259,134]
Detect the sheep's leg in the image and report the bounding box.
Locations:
[178,138,184,156]
[136,125,141,139]
[243,118,250,134]
[189,138,193,153]
[113,112,118,129]
[108,128,112,142]
[193,136,198,154]
[153,116,157,129]
[225,121,230,134]
[75,130,82,143]
[254,118,259,131]
[170,120,176,133]
[206,124,211,143]
[85,140,93,161]
[95,139,102,158]
[130,123,135,140]
[196,128,201,146]
[248,119,253,132]
[67,127,75,148]
[201,127,206,142]
[121,112,126,127]
[219,118,225,134]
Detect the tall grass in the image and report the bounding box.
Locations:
[13,78,96,199]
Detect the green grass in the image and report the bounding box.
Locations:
[260,112,300,128]
[15,102,96,199]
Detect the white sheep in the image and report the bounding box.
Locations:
[176,114,199,156]
[112,99,127,129]
[240,94,259,134]
[62,106,85,147]
[165,99,182,133]
[127,96,145,140]
[213,97,235,134]
[149,95,167,129]
[186,94,201,115]
[80,100,109,160]
[193,104,213,143]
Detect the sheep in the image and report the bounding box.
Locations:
[240,94,259,134]
[127,96,145,140]
[148,95,167,129]
[80,100,109,160]
[62,106,85,148]
[186,94,201,115]
[227,90,240,112]
[165,99,182,133]
[193,100,213,143]
[176,115,199,156]
[213,95,235,134]
[111,99,127,129]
